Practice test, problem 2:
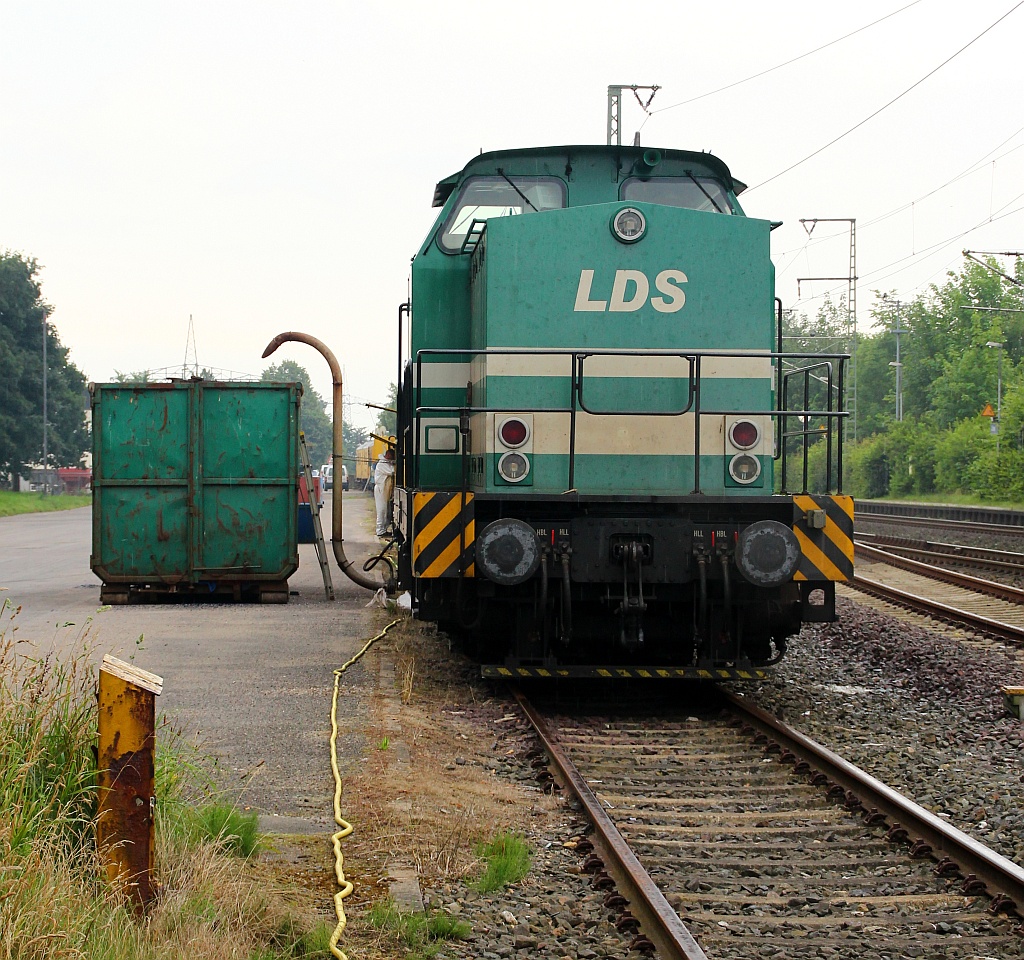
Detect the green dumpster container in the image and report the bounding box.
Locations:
[90,380,300,603]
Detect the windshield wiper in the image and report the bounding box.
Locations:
[496,168,538,212]
[687,173,725,213]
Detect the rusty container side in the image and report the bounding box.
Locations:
[90,381,299,592]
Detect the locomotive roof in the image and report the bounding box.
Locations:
[432,144,746,208]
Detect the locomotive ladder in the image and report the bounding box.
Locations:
[299,431,334,601]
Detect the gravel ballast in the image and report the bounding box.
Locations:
[404,590,1024,958]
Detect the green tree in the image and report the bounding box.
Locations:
[260,360,333,467]
[847,330,892,437]
[0,252,88,486]
[860,259,1022,433]
[113,369,152,383]
[342,417,368,467]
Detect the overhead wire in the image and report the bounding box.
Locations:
[863,200,1024,286]
[745,1,1024,193]
[789,199,1024,313]
[773,126,1024,267]
[649,1,924,117]
[776,124,1024,309]
[624,4,1024,312]
[858,133,1024,230]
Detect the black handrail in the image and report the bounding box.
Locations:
[411,346,850,495]
[780,360,842,495]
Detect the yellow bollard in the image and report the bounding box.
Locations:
[96,655,163,910]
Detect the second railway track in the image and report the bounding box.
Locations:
[851,539,1024,643]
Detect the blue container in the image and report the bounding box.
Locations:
[297,503,315,544]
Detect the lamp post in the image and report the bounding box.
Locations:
[888,362,903,421]
[42,317,48,495]
[882,295,904,422]
[986,341,1004,453]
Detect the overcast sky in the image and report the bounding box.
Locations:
[3,1,1022,430]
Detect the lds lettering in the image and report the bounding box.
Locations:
[574,269,687,313]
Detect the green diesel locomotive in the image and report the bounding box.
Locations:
[392,143,852,678]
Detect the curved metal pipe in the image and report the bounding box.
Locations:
[262,331,381,591]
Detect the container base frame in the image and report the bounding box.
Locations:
[99,581,291,605]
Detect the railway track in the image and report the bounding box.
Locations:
[856,532,1024,577]
[856,501,1024,535]
[852,540,1024,643]
[513,686,1024,959]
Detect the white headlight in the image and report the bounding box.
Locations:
[728,453,761,484]
[497,451,531,483]
[611,207,646,243]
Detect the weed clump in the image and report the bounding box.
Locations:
[366,898,471,957]
[474,832,531,893]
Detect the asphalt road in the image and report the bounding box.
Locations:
[0,491,387,832]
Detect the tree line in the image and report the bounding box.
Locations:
[0,253,88,485]
[0,251,370,486]
[788,253,1024,503]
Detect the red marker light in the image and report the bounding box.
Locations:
[499,417,529,448]
[729,420,760,450]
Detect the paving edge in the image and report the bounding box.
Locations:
[379,653,425,914]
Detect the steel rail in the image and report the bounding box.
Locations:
[724,690,1024,915]
[856,501,1024,530]
[855,533,1024,573]
[509,687,709,960]
[855,540,1024,604]
[850,572,1024,642]
[858,512,1024,537]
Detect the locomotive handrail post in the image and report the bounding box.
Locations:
[775,298,784,463]
[825,362,835,492]
[569,353,580,490]
[458,381,471,582]
[836,359,846,494]
[397,301,410,487]
[414,353,423,489]
[780,359,796,491]
[691,355,702,494]
[802,368,811,494]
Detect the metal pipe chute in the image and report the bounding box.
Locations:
[262,331,384,592]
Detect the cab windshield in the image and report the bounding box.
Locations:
[622,176,736,214]
[439,176,566,252]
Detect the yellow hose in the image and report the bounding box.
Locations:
[329,618,403,960]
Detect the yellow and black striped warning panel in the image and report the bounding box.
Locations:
[481,664,770,680]
[412,491,475,578]
[792,494,854,582]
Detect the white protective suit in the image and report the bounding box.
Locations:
[374,453,395,536]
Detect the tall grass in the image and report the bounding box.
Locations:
[0,599,97,861]
[0,600,332,960]
[365,898,471,957]
[474,833,531,893]
[0,490,91,517]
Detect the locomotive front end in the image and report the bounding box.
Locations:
[397,146,852,678]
